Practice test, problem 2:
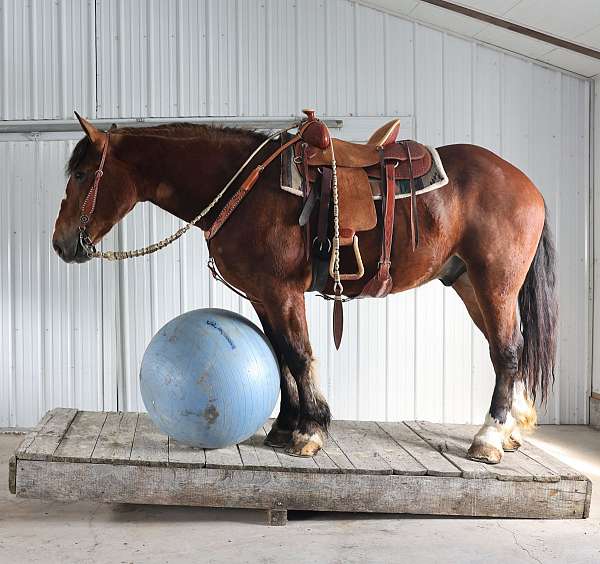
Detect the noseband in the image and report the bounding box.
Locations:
[79,132,110,257]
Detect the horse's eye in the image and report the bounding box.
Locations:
[74,171,86,181]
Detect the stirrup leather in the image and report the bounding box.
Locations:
[329,235,364,281]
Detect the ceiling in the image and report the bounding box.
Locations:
[365,0,600,78]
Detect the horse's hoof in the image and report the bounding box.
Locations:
[467,442,503,464]
[264,425,293,448]
[284,431,323,457]
[264,430,292,448]
[502,434,522,452]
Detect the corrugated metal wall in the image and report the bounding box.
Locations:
[0,0,591,427]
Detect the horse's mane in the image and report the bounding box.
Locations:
[66,123,268,175]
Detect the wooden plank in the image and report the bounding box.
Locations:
[237,428,281,470]
[18,408,79,461]
[320,433,357,473]
[14,410,54,457]
[519,440,588,481]
[312,447,342,473]
[130,414,168,466]
[348,421,427,475]
[247,427,282,469]
[204,444,243,469]
[327,421,393,475]
[15,460,590,519]
[405,421,493,479]
[91,412,139,464]
[435,423,559,483]
[378,422,461,477]
[53,412,108,462]
[168,438,206,468]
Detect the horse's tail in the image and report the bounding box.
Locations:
[518,205,558,404]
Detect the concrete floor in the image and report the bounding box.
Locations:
[1,426,599,564]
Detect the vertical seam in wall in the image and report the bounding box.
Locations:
[382,13,388,116]
[35,139,44,417]
[323,0,329,115]
[93,0,98,116]
[470,42,476,421]
[353,2,358,116]
[1,0,7,118]
[205,0,211,115]
[176,0,183,116]
[586,78,594,423]
[29,0,37,118]
[412,21,418,419]
[441,32,446,423]
[264,0,271,116]
[116,222,127,412]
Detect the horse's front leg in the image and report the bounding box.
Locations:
[261,290,331,456]
[253,305,299,447]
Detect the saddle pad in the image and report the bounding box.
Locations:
[281,145,449,201]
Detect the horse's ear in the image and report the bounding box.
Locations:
[74,111,105,145]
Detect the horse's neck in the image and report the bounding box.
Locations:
[122,133,255,224]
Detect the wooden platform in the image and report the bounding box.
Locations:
[9,409,591,524]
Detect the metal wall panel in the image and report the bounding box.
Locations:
[0,0,96,120]
[0,137,112,427]
[0,1,591,427]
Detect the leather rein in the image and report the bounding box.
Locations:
[76,124,307,260]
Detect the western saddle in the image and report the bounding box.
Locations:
[294,110,431,300]
[204,109,432,347]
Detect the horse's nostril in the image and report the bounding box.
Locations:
[52,239,63,257]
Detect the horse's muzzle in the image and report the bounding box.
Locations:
[52,234,92,264]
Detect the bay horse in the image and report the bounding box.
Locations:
[52,114,557,464]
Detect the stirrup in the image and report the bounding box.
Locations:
[329,235,364,281]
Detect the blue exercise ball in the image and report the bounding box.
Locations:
[140,308,280,448]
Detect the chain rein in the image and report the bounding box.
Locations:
[80,124,300,261]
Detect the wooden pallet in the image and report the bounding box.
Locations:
[9,409,591,524]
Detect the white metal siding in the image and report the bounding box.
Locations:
[593,77,600,397]
[0,0,591,427]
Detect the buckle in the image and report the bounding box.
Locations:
[312,236,331,255]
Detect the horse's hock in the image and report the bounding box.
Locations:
[9,409,591,524]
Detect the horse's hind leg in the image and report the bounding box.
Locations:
[453,270,531,463]
[253,305,299,447]
[261,291,330,456]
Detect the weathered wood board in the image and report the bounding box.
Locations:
[10,410,592,524]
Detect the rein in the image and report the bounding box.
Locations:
[77,115,344,327]
[79,123,301,261]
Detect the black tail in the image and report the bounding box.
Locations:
[518,206,558,403]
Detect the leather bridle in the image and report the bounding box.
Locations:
[78,132,110,257]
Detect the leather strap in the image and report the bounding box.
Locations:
[359,153,396,298]
[308,167,333,292]
[316,167,332,248]
[205,117,329,241]
[80,132,110,225]
[205,133,301,240]
[405,141,419,251]
[301,143,311,261]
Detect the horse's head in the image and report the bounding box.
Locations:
[52,113,138,263]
